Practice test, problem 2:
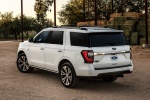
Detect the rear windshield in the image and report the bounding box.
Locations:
[90,32,127,47]
[70,32,127,47]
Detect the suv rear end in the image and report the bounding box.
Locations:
[66,27,133,79]
[16,27,133,88]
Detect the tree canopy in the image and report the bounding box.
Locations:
[58,0,150,25]
[34,0,53,25]
[0,12,53,40]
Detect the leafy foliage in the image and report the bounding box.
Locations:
[34,0,53,25]
[58,0,150,24]
[113,0,145,13]
[0,12,53,40]
[58,0,83,24]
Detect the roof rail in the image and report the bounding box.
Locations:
[61,24,77,27]
[80,27,114,30]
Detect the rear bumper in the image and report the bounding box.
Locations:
[97,70,132,78]
[76,64,133,77]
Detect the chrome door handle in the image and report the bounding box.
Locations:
[40,47,44,50]
[57,49,62,52]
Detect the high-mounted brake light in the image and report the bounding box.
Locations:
[81,50,94,63]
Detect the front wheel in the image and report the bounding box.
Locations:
[17,53,34,73]
[59,62,78,88]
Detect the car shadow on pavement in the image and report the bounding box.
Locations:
[29,69,135,93]
[77,78,134,92]
[30,69,60,81]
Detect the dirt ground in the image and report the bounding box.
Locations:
[0,41,150,100]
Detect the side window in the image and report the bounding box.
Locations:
[34,31,49,43]
[70,32,88,47]
[48,31,64,45]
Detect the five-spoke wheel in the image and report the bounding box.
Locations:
[17,53,34,73]
[60,62,78,88]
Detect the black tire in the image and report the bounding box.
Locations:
[59,62,78,88]
[17,53,34,73]
[102,77,118,82]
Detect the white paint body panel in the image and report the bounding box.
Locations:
[17,27,133,77]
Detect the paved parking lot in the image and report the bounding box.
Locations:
[0,41,150,100]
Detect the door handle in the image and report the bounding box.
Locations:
[40,47,44,50]
[57,49,62,52]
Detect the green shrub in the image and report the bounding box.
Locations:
[121,25,134,31]
[107,25,114,28]
[127,17,139,21]
[107,21,114,25]
[140,38,145,45]
[131,32,138,45]
[114,17,127,21]
[123,30,131,40]
[124,20,135,25]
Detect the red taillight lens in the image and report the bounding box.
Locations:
[81,50,94,63]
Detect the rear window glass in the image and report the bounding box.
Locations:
[90,32,127,47]
[70,32,88,47]
[70,32,127,47]
[48,31,64,45]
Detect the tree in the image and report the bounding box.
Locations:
[57,0,113,24]
[34,0,53,25]
[58,0,83,24]
[0,11,53,40]
[113,0,145,13]
[0,12,13,39]
[10,17,21,40]
[23,16,37,38]
[58,0,150,25]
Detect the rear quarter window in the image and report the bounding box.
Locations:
[70,32,88,47]
[48,31,64,45]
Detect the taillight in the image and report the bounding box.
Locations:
[81,50,94,63]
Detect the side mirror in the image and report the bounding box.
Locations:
[28,38,33,42]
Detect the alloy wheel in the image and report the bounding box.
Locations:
[17,55,29,72]
[61,66,73,86]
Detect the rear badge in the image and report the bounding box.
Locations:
[111,55,118,61]
[112,47,116,50]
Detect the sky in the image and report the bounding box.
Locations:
[0,0,69,25]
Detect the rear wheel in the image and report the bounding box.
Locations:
[102,77,118,82]
[59,62,78,88]
[17,53,34,73]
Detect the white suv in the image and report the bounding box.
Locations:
[17,27,133,88]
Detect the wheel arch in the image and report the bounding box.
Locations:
[58,59,74,72]
[17,50,25,57]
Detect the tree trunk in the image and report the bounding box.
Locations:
[14,34,17,40]
[25,31,28,39]
[27,31,29,39]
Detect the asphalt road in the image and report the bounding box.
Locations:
[0,41,150,100]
